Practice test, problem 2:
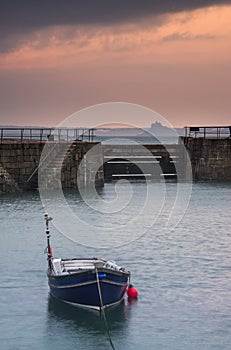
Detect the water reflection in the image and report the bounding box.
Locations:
[47,295,131,335]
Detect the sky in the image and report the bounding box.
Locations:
[0,0,231,128]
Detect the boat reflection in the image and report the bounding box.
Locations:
[47,294,131,334]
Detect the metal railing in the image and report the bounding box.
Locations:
[185,126,231,139]
[0,127,95,143]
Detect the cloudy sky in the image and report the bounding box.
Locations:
[0,0,231,127]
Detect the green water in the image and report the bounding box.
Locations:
[0,182,231,349]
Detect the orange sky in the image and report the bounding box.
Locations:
[0,5,230,127]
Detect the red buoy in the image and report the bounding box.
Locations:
[127,285,138,299]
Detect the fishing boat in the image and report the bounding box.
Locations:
[44,213,131,311]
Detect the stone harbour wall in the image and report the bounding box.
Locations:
[0,164,20,194]
[183,137,231,181]
[0,140,104,194]
[0,141,43,194]
[1,137,230,194]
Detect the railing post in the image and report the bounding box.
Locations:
[21,129,24,142]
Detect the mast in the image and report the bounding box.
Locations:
[44,213,53,269]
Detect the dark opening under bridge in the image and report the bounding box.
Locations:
[102,143,189,181]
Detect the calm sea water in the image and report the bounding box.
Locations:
[0,182,231,350]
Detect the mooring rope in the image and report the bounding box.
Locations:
[95,268,116,350]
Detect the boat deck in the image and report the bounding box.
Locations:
[51,258,128,276]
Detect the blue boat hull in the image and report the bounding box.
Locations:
[48,269,129,310]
